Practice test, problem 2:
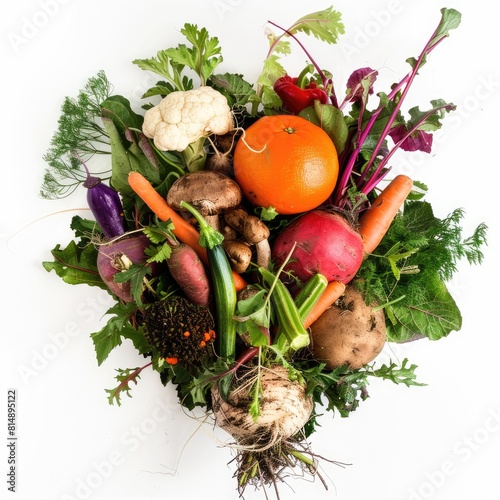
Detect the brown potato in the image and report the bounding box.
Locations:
[309,285,386,369]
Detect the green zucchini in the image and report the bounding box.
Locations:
[207,245,237,362]
[179,201,237,363]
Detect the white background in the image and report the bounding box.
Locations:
[1,1,499,499]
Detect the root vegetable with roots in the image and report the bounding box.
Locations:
[211,364,320,493]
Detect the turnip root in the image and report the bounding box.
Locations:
[310,285,386,369]
[167,242,211,306]
[97,234,152,302]
[272,210,364,285]
[212,364,312,445]
[211,364,316,493]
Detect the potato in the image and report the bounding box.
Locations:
[309,285,386,369]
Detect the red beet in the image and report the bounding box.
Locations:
[271,210,363,284]
[97,234,151,302]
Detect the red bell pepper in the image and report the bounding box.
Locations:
[274,75,329,114]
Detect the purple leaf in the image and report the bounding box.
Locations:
[389,125,433,153]
[346,67,378,102]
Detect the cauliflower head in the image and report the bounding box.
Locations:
[142,86,234,152]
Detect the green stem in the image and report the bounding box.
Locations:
[182,137,208,172]
[288,449,316,468]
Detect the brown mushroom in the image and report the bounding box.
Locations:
[221,224,239,241]
[225,208,271,268]
[167,171,242,231]
[222,240,252,273]
[254,239,271,269]
[224,207,248,233]
[242,215,270,244]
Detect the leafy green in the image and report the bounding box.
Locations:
[301,358,422,422]
[171,24,223,85]
[407,8,461,69]
[105,364,151,406]
[287,6,345,43]
[91,302,151,365]
[372,359,425,387]
[358,200,487,342]
[300,101,349,154]
[388,278,462,341]
[101,117,159,197]
[234,289,271,347]
[255,55,287,108]
[42,240,103,287]
[133,23,223,93]
[253,6,344,113]
[210,72,256,110]
[112,263,153,309]
[42,216,105,288]
[100,95,144,133]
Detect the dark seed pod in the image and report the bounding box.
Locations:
[83,163,126,239]
[143,297,216,366]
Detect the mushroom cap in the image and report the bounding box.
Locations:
[167,171,242,216]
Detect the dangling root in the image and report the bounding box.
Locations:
[234,435,321,498]
[234,126,267,154]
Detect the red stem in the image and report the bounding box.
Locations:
[360,103,456,195]
[333,21,449,206]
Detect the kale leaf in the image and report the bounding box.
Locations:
[358,200,487,342]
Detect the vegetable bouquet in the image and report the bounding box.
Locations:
[42,6,487,497]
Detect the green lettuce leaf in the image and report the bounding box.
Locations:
[386,278,462,342]
[43,240,104,288]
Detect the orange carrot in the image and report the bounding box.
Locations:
[128,171,247,291]
[358,174,413,255]
[303,280,346,328]
[128,171,208,261]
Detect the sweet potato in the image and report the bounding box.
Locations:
[167,243,211,306]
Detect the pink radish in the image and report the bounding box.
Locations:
[271,210,364,284]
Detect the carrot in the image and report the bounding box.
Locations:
[128,171,208,261]
[358,174,414,255]
[303,280,346,329]
[128,171,247,291]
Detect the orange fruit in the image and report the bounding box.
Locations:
[233,115,339,214]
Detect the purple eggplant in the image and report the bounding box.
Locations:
[83,163,126,239]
